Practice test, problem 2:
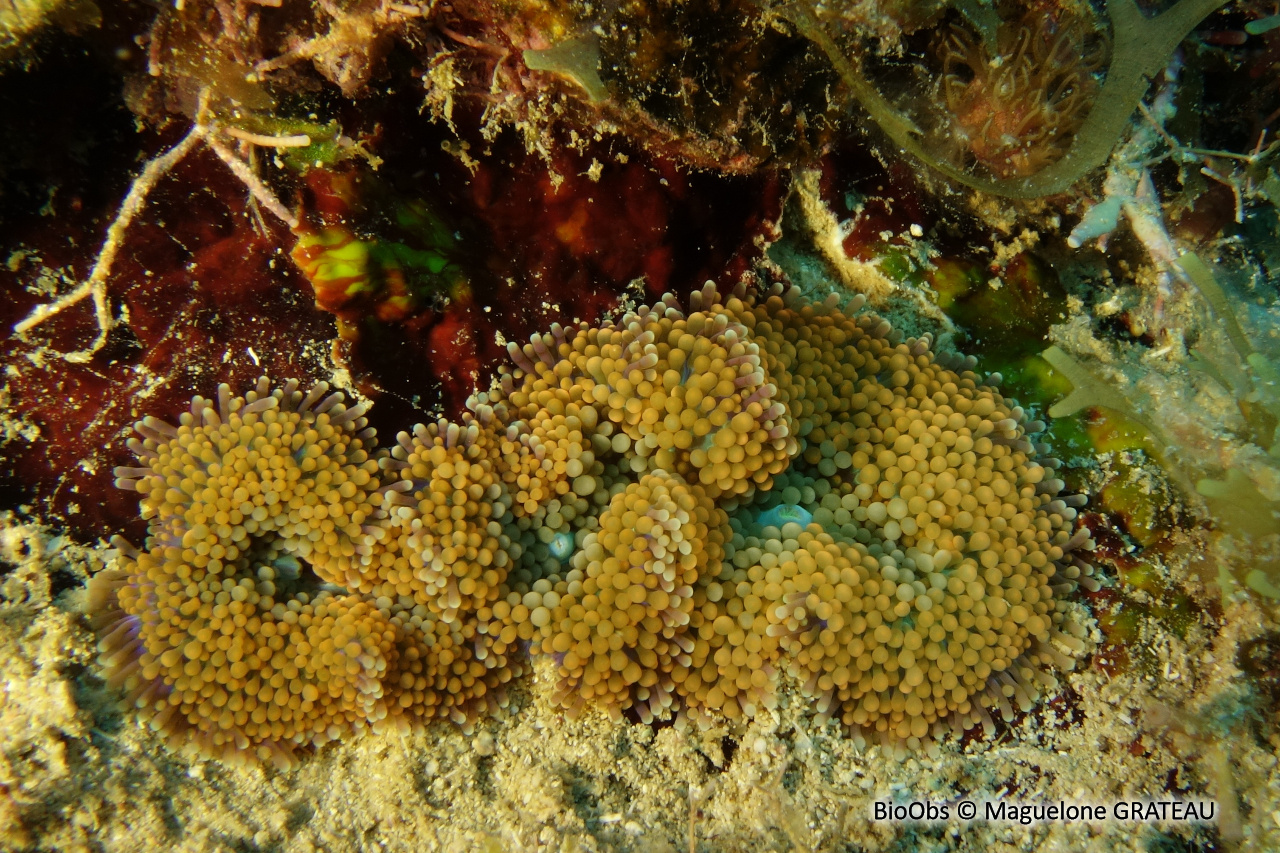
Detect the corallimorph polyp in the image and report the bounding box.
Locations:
[90,380,396,767]
[92,282,1095,764]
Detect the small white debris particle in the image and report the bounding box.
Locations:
[472,731,495,756]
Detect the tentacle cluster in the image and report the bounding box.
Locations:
[529,470,727,722]
[92,280,1094,765]
[92,380,395,767]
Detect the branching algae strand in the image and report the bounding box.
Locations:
[781,0,1232,198]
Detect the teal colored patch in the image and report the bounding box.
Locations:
[550,531,575,563]
[756,504,813,530]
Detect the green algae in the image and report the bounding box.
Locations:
[291,173,469,337]
[1042,345,1155,432]
[1041,251,1280,602]
[929,255,1066,361]
[923,255,1095,459]
[523,37,608,103]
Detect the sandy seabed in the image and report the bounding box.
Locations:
[0,511,1276,853]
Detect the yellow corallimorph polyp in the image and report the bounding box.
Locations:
[675,282,1091,750]
[377,416,511,620]
[93,378,395,767]
[95,280,1094,764]
[347,409,525,727]
[502,286,798,502]
[530,470,727,722]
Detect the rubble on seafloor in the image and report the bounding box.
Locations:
[1,0,1279,851]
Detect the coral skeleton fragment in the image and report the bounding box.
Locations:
[91,282,1095,765]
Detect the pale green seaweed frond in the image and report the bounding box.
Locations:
[1044,253,1280,600]
[1041,345,1151,426]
